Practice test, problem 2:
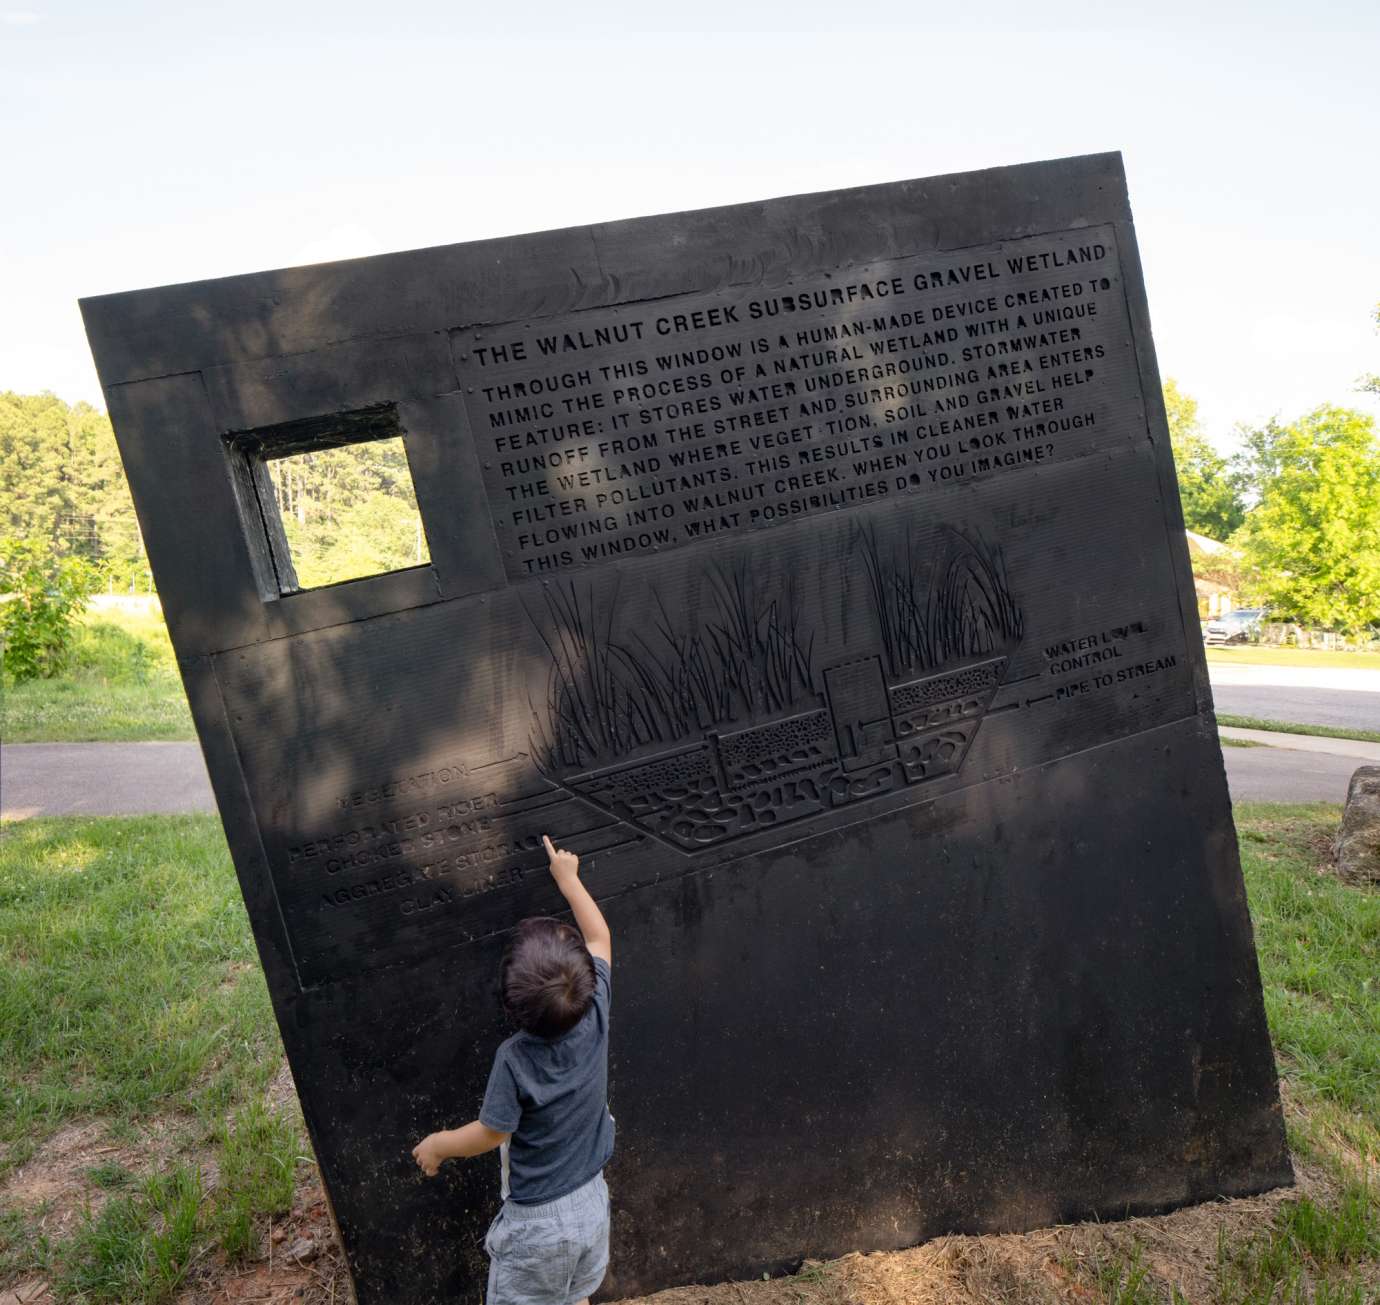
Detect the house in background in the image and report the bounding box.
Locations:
[1195,575,1234,620]
[1185,530,1237,620]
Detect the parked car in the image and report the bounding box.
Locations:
[1204,608,1265,644]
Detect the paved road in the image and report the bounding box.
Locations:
[1220,725,1380,761]
[1218,743,1362,803]
[1209,663,1380,733]
[1,742,214,821]
[1,733,1366,820]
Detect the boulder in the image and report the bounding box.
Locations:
[1335,765,1380,883]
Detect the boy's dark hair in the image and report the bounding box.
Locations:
[500,917,595,1038]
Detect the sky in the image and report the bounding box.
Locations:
[2,0,1377,452]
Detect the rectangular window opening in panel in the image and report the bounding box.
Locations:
[227,405,432,597]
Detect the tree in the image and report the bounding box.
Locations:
[0,392,423,601]
[1232,405,1380,633]
[0,537,101,681]
[0,392,148,587]
[1360,303,1380,396]
[268,438,424,588]
[1162,379,1246,540]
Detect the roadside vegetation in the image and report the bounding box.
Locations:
[1217,715,1380,747]
[1206,646,1380,672]
[2,390,421,746]
[1,804,1375,1303]
[1165,375,1380,643]
[1,604,193,742]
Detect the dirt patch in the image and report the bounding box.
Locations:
[0,1121,152,1240]
[169,1162,1342,1305]
[8,1157,1369,1304]
[175,1173,350,1305]
[1,1122,109,1211]
[622,1178,1320,1305]
[6,1076,1372,1304]
[0,1112,206,1284]
[265,1063,298,1117]
[217,962,253,994]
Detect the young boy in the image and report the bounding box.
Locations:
[412,835,614,1305]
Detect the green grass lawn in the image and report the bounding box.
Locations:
[0,806,1376,1303]
[0,817,279,1148]
[1206,645,1380,672]
[1,606,194,743]
[1240,806,1379,1129]
[1218,715,1380,746]
[0,817,299,1300]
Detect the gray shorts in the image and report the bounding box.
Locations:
[485,1171,610,1305]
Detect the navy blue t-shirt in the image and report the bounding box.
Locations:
[479,954,614,1204]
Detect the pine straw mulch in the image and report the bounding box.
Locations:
[625,1185,1301,1305]
[5,1080,1374,1305]
[163,1152,1352,1305]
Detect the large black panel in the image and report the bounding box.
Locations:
[82,153,1289,1303]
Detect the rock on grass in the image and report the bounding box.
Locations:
[1335,765,1380,883]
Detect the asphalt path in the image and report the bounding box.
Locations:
[1208,663,1380,733]
[1216,743,1362,803]
[2,742,215,821]
[1,734,1365,820]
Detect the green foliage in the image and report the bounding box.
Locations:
[1,673,194,742]
[1,537,101,681]
[1215,1183,1378,1304]
[1,604,194,742]
[213,1097,302,1261]
[0,392,431,615]
[1092,1243,1163,1304]
[86,1162,133,1191]
[269,437,426,588]
[53,1164,205,1304]
[69,618,166,683]
[1232,406,1380,633]
[0,1201,51,1282]
[0,816,304,1296]
[0,392,146,587]
[1278,1184,1379,1267]
[1163,378,1246,541]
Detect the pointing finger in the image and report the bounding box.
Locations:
[542,834,555,856]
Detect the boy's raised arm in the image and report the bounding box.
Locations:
[542,835,611,965]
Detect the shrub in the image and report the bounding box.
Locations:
[0,537,100,682]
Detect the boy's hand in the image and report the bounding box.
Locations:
[542,834,611,964]
[411,1133,446,1177]
[542,834,579,885]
